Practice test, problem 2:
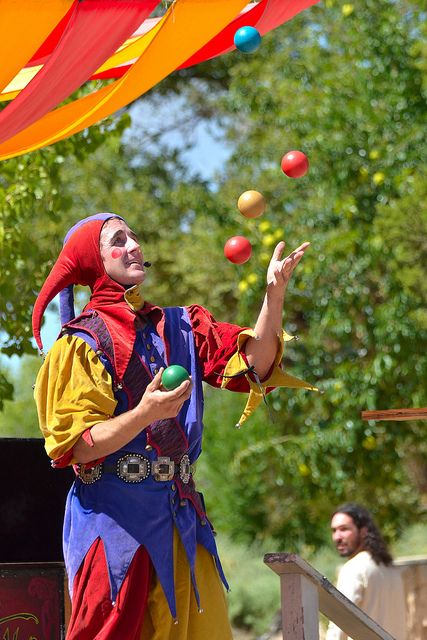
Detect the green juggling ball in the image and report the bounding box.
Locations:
[161,365,190,390]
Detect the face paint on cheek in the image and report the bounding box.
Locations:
[111,248,122,259]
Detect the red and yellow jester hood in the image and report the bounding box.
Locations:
[32,212,147,381]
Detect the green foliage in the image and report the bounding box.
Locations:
[217,522,427,638]
[0,150,68,358]
[56,130,240,312]
[1,4,425,636]
[188,0,427,548]
[0,110,129,401]
[0,355,40,435]
[0,369,13,411]
[392,523,427,557]
[374,170,427,328]
[216,535,280,635]
[231,0,423,538]
[0,0,426,566]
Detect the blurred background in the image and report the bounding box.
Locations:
[1,0,426,636]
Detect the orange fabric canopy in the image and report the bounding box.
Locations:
[0,0,158,144]
[0,0,74,94]
[0,0,319,160]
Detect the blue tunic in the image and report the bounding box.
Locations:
[63,306,228,619]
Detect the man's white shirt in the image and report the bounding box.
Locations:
[326,550,407,640]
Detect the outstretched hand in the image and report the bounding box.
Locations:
[266,241,310,291]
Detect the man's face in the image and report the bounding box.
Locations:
[100,218,146,287]
[331,512,366,558]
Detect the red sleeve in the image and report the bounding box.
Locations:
[187,304,251,392]
[52,428,106,469]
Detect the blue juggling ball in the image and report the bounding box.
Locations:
[233,26,261,53]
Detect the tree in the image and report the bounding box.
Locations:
[1,0,425,549]
[0,355,40,436]
[132,0,426,546]
[0,108,130,405]
[194,0,427,546]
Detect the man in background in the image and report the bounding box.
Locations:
[326,503,407,640]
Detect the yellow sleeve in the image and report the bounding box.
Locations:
[221,328,317,428]
[34,334,117,461]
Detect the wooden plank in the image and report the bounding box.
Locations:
[280,572,319,639]
[264,553,395,640]
[361,407,427,421]
[64,573,71,631]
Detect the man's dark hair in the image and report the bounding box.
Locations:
[332,503,393,566]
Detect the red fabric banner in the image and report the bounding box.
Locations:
[0,0,159,144]
[92,0,319,80]
[27,2,78,66]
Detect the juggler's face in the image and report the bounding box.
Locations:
[330,512,366,558]
[100,218,146,287]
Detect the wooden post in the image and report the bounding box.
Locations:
[280,572,319,640]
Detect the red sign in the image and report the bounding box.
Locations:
[0,564,65,640]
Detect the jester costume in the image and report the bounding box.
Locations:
[33,213,314,640]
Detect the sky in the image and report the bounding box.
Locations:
[124,95,231,182]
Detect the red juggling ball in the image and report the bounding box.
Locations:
[281,150,309,178]
[224,236,252,264]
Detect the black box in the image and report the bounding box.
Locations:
[0,438,74,562]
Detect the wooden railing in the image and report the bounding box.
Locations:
[264,553,395,640]
[361,407,427,422]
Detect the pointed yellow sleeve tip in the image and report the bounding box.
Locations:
[235,389,263,428]
[220,327,317,425]
[282,329,296,343]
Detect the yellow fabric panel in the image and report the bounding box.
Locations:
[141,529,233,640]
[0,28,147,102]
[0,89,18,102]
[0,25,153,101]
[94,27,156,74]
[221,329,317,427]
[0,25,149,102]
[34,334,117,461]
[0,0,247,160]
[0,0,74,93]
[0,65,41,102]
